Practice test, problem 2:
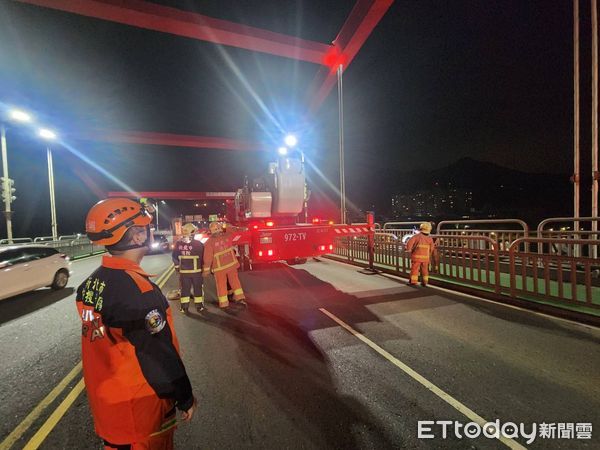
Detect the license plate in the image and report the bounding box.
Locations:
[284,232,307,242]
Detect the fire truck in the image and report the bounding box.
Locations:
[213,151,327,267]
[212,151,371,269]
[165,151,372,270]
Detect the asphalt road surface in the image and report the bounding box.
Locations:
[0,254,598,449]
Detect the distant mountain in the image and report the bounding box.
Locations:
[381,157,572,223]
[389,157,565,190]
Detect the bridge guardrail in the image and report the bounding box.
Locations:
[509,238,600,308]
[0,238,33,245]
[537,217,599,258]
[334,233,501,293]
[437,219,529,254]
[330,232,599,316]
[0,234,105,260]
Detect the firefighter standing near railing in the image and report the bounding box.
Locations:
[172,223,205,313]
[406,222,435,286]
[203,221,246,308]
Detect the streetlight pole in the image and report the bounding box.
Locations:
[301,151,309,224]
[46,146,58,240]
[1,125,13,243]
[337,64,346,224]
[156,202,160,230]
[39,128,59,240]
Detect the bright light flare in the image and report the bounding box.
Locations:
[10,110,32,122]
[284,134,297,147]
[39,128,57,140]
[278,146,288,156]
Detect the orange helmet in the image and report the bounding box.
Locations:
[86,198,154,246]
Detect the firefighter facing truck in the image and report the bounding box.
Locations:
[172,223,205,313]
[203,221,246,308]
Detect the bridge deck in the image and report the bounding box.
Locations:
[1,255,598,449]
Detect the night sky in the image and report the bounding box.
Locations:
[0,1,587,237]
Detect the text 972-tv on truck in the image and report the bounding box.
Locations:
[223,151,370,269]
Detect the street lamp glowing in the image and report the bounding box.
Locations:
[39,128,57,140]
[278,146,288,156]
[10,110,32,123]
[284,134,297,147]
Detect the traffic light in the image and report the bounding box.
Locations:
[0,177,16,204]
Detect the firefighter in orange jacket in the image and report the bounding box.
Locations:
[405,222,435,286]
[203,221,246,308]
[79,198,196,449]
[172,223,205,313]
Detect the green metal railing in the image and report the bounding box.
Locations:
[330,231,600,317]
[0,234,105,259]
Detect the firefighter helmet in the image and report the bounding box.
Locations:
[86,198,154,246]
[208,221,222,234]
[182,223,198,236]
[420,222,432,233]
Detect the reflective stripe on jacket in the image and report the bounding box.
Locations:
[203,230,240,273]
[405,232,434,262]
[172,239,204,274]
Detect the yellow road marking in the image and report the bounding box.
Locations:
[1,262,175,450]
[0,362,82,450]
[319,308,527,450]
[22,378,86,450]
[155,264,175,287]
[157,265,175,288]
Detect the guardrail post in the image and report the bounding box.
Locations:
[492,240,501,294]
[359,211,378,275]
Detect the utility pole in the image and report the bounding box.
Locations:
[575,0,581,255]
[574,0,581,220]
[592,0,598,257]
[337,64,346,224]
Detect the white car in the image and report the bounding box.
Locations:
[0,245,72,301]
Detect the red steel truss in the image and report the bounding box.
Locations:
[108,191,236,200]
[16,0,331,64]
[17,0,393,150]
[75,130,264,151]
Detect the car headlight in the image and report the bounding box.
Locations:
[151,243,159,248]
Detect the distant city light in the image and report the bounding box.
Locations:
[38,128,57,140]
[284,134,297,147]
[10,110,32,122]
[278,146,288,155]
